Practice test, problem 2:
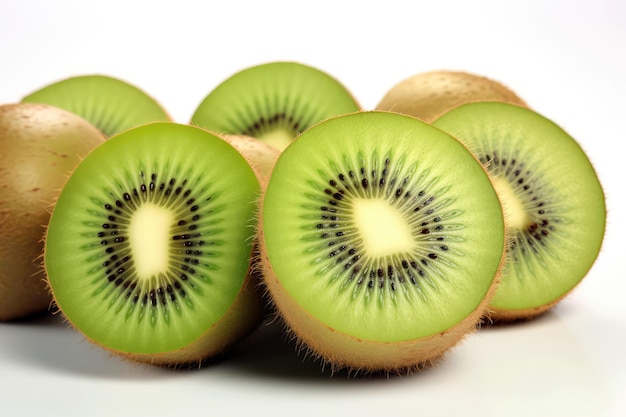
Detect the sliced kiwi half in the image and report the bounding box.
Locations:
[433,102,606,321]
[190,61,360,151]
[259,111,506,372]
[376,70,527,122]
[44,122,263,365]
[22,74,171,137]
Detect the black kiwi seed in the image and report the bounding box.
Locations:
[45,122,263,366]
[309,155,457,296]
[481,149,559,262]
[259,110,512,372]
[243,112,304,139]
[431,101,607,324]
[95,172,213,309]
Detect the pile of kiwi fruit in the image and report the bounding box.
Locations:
[0,62,606,375]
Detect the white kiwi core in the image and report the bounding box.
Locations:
[352,198,414,257]
[257,128,294,151]
[128,203,173,279]
[491,175,528,230]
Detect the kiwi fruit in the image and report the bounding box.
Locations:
[44,122,264,366]
[432,102,605,321]
[0,103,105,321]
[220,134,280,179]
[259,111,506,372]
[376,70,527,122]
[190,61,360,151]
[22,74,171,137]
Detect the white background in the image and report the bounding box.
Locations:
[1,1,624,416]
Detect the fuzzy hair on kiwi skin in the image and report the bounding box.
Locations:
[255,116,509,374]
[0,103,106,321]
[376,70,528,123]
[216,134,280,181]
[188,116,281,180]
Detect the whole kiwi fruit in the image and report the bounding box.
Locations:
[433,102,606,321]
[376,70,527,122]
[0,103,105,321]
[259,111,506,373]
[22,74,171,137]
[190,61,360,151]
[44,121,264,366]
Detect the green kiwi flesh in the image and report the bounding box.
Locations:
[433,102,606,320]
[44,122,263,365]
[0,103,105,321]
[260,111,506,371]
[22,75,171,137]
[190,62,360,151]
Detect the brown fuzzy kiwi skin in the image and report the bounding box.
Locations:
[0,103,105,321]
[218,134,280,180]
[376,70,528,123]
[188,118,281,180]
[488,304,554,323]
[257,170,508,375]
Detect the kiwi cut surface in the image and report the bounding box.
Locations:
[190,62,360,151]
[22,74,171,137]
[260,111,506,372]
[376,70,527,122]
[0,103,105,321]
[44,122,263,365]
[433,102,606,320]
